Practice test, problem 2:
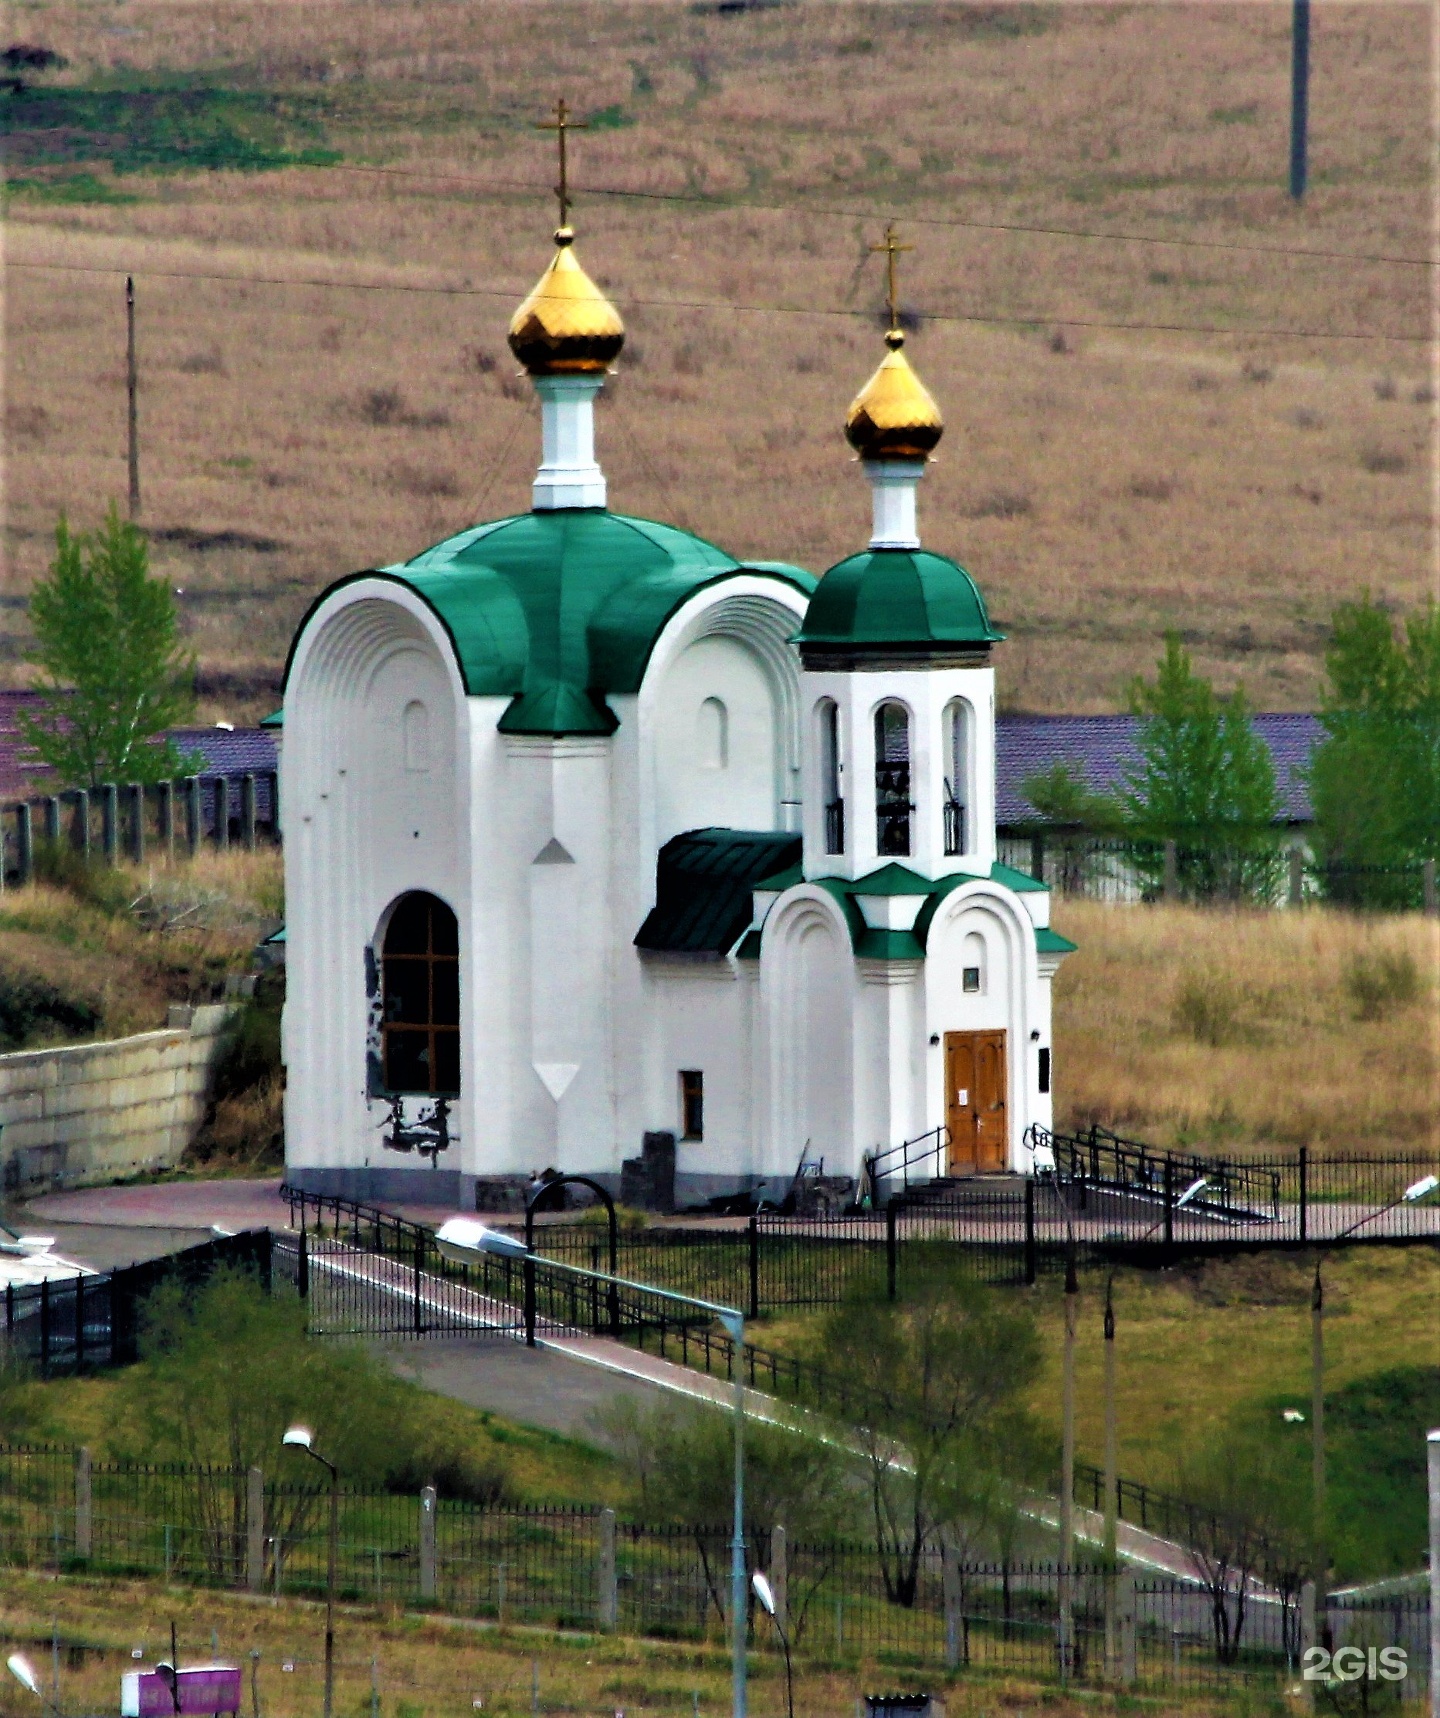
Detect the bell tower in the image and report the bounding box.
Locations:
[796,226,1003,885]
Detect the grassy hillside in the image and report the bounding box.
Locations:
[4,1,1431,719]
[1051,899,1439,1154]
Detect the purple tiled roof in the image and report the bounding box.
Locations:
[0,692,278,802]
[995,712,1322,827]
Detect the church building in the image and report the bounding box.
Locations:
[279,204,1075,1209]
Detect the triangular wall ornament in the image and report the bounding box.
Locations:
[532,837,575,865]
[533,1062,580,1101]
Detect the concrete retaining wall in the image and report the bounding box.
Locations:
[0,1004,233,1195]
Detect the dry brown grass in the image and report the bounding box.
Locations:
[1050,898,1440,1154]
[4,2,1434,720]
[0,1569,1258,1718]
[0,848,281,1042]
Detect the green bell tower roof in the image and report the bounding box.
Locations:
[796,547,1003,659]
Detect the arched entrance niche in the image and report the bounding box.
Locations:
[379,891,461,1095]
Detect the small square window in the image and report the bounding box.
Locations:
[962,967,981,993]
[679,1070,704,1141]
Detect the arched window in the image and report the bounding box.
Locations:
[943,699,968,857]
[697,696,729,769]
[874,701,912,857]
[381,892,460,1095]
[819,699,844,854]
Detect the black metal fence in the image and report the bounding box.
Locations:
[996,832,1438,913]
[0,1230,273,1378]
[2,1446,1427,1694]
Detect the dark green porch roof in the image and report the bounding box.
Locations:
[284,510,813,737]
[636,828,802,956]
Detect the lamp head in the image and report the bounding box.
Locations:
[282,1425,314,1450]
[7,1654,41,1697]
[1403,1174,1438,1203]
[435,1216,530,1264]
[751,1571,776,1616]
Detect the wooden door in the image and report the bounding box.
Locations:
[944,1030,1008,1174]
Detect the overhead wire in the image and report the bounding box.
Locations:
[313,159,1440,271]
[8,257,1430,343]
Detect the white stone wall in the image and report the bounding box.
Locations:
[0,1004,232,1194]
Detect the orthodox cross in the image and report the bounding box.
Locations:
[870,221,912,330]
[536,98,587,229]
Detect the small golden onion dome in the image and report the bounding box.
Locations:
[508,228,625,376]
[844,329,944,461]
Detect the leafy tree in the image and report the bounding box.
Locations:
[1175,1421,1308,1664]
[812,1264,1043,1607]
[591,1394,850,1636]
[1122,632,1282,900]
[19,506,197,788]
[1310,596,1440,906]
[1021,761,1122,832]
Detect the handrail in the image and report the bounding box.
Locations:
[1026,1124,1281,1223]
[862,1124,949,1204]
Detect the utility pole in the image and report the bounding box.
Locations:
[1290,0,1311,200]
[1311,1263,1327,1642]
[1103,1279,1119,1681]
[126,275,141,519]
[1059,1243,1077,1681]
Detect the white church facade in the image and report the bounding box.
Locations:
[279,216,1074,1208]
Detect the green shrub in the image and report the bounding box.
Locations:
[1343,950,1421,1021]
[1172,970,1248,1046]
[29,837,135,915]
[0,966,100,1049]
[211,969,283,1101]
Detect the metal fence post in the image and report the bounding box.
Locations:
[414,1230,425,1336]
[1118,1569,1137,1687]
[747,1216,760,1320]
[241,774,258,851]
[1162,1157,1174,1255]
[247,1467,265,1593]
[39,1276,50,1377]
[1298,1146,1308,1245]
[885,1202,898,1301]
[129,784,146,864]
[74,1447,92,1560]
[523,1254,536,1348]
[1300,1579,1317,1710]
[1425,857,1438,917]
[772,1523,788,1638]
[185,776,202,855]
[42,795,59,847]
[598,1508,617,1632]
[1024,1177,1036,1285]
[101,783,118,864]
[298,1228,309,1300]
[159,781,174,855]
[16,803,32,887]
[419,1486,437,1601]
[74,789,91,861]
[214,778,230,851]
[942,1533,960,1669]
[1163,838,1178,900]
[1289,846,1305,907]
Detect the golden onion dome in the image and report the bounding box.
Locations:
[507,228,625,376]
[844,329,944,461]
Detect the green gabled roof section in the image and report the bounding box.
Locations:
[990,860,1049,893]
[1035,926,1078,954]
[754,861,805,893]
[284,510,815,737]
[797,548,1004,649]
[843,863,935,896]
[636,828,802,956]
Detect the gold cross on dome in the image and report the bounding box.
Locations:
[870,221,913,330]
[536,97,588,229]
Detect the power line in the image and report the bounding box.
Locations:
[10,256,1429,343]
[319,159,1439,270]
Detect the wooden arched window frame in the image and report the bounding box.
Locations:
[381,892,460,1095]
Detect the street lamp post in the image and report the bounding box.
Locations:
[752,1571,793,1718]
[435,1220,750,1718]
[281,1426,338,1718]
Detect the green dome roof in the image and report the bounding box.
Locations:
[286,510,813,736]
[797,548,1003,652]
